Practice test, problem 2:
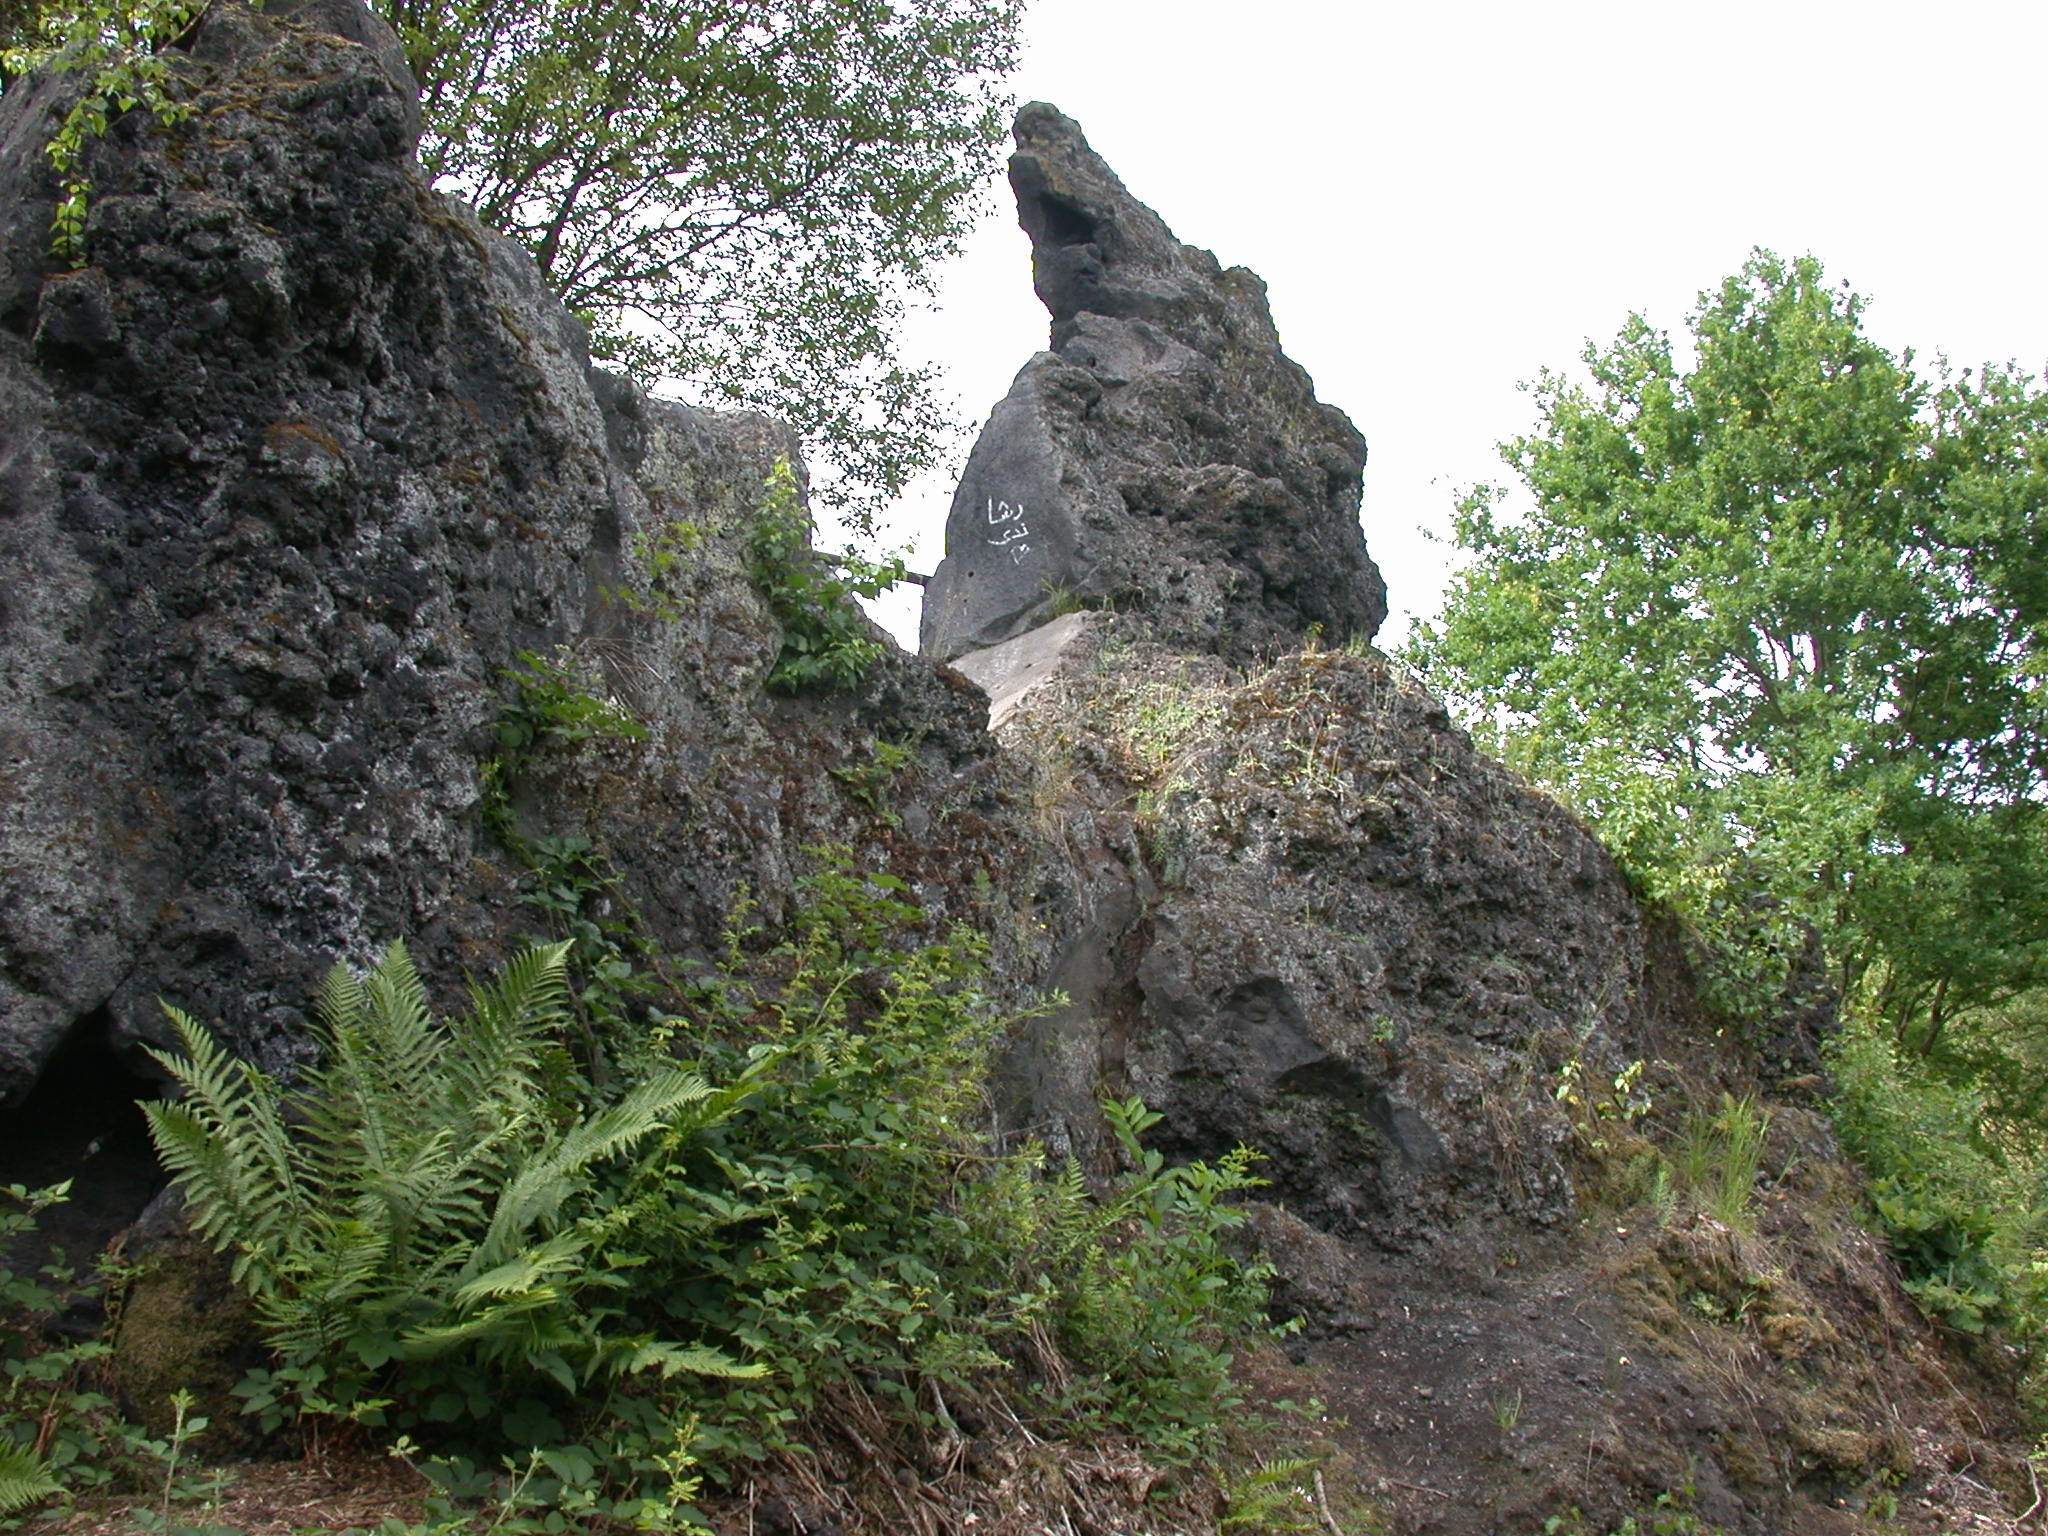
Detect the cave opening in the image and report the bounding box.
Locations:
[0,1008,167,1280]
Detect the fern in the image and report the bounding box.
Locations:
[0,1441,59,1516]
[144,1006,301,1291]
[144,940,758,1425]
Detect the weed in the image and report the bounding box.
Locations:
[126,1390,237,1536]
[1490,1387,1522,1436]
[495,647,647,760]
[1672,1094,1771,1231]
[1554,1055,1652,1155]
[1828,1018,2046,1344]
[607,517,707,623]
[133,849,1277,1520]
[482,647,648,845]
[0,1182,141,1516]
[1220,1455,1323,1533]
[829,737,914,823]
[1543,1486,1713,1535]
[1030,750,1079,839]
[1040,578,1102,618]
[750,460,905,692]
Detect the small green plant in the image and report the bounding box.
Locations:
[126,1389,237,1536]
[1220,1455,1322,1533]
[607,518,708,623]
[1040,578,1105,619]
[0,1181,134,1517]
[1121,682,1224,782]
[495,648,647,760]
[1554,1055,1652,1155]
[481,648,647,850]
[0,1187,69,1523]
[1544,1491,1709,1536]
[1,0,204,264]
[828,737,914,822]
[143,941,761,1434]
[750,460,905,693]
[1671,1093,1771,1230]
[1490,1386,1522,1435]
[1012,1095,1276,1460]
[132,852,1283,1516]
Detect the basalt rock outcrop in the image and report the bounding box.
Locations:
[919,104,1387,663]
[0,16,2032,1532]
[0,1,1025,1132]
[931,108,2031,1535]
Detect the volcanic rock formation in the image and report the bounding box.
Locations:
[0,16,2031,1529]
[0,1,1021,1121]
[924,105,2026,1534]
[919,104,1387,663]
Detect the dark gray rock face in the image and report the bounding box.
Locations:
[988,631,1646,1245]
[0,0,1024,1107]
[920,104,1387,662]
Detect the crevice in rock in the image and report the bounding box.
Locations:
[0,1006,166,1275]
[1027,190,1099,249]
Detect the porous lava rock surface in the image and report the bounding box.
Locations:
[932,108,2032,1535]
[918,103,1387,663]
[0,0,1026,1124]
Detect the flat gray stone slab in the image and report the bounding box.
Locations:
[950,610,1101,731]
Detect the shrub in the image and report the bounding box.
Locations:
[595,853,1276,1465]
[143,941,759,1435]
[749,461,906,693]
[1829,1018,2047,1341]
[141,851,1279,1511]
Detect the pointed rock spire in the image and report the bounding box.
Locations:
[921,103,1387,662]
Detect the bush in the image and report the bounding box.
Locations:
[1829,1018,2047,1342]
[143,851,1278,1513]
[749,461,906,693]
[592,853,1275,1465]
[143,942,759,1438]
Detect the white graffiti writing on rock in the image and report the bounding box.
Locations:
[986,496,1033,564]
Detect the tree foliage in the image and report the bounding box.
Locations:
[1409,251,2048,1041]
[378,0,1022,527]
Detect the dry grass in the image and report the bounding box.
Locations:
[39,1446,429,1535]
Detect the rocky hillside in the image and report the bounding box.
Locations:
[0,7,2035,1533]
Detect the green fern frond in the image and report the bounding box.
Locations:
[625,1340,768,1381]
[448,1236,584,1310]
[258,1214,391,1360]
[469,1069,710,1276]
[143,1005,299,1286]
[399,1232,586,1362]
[448,940,572,1118]
[0,1441,59,1516]
[308,946,447,1196]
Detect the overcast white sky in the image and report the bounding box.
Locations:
[866,0,2048,650]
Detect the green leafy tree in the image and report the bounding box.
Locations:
[1408,250,2048,1043]
[379,0,1021,526]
